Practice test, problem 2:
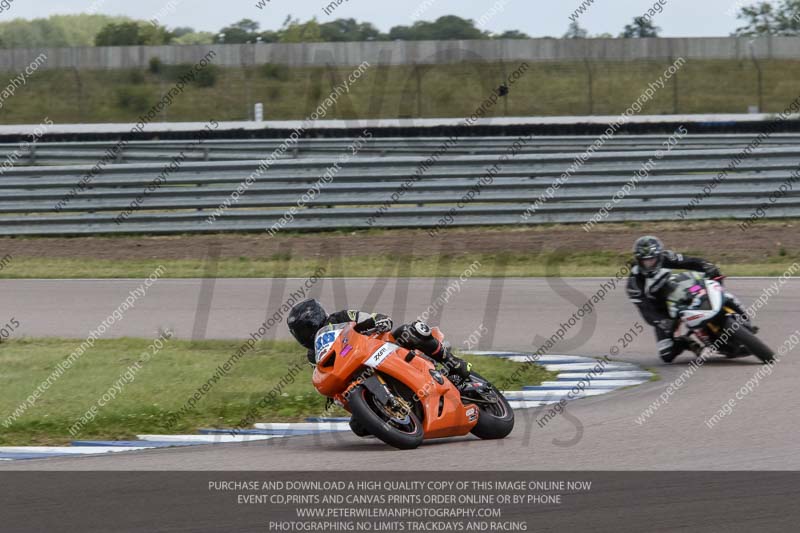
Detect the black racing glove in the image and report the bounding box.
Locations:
[703,263,722,279]
[372,313,393,333]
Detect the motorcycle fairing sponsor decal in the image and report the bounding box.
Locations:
[682,283,719,321]
[681,308,716,327]
[706,280,723,310]
[314,325,346,363]
[466,406,478,422]
[364,342,399,368]
[686,314,706,322]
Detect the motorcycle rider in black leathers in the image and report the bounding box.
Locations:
[286,299,472,380]
[627,236,724,363]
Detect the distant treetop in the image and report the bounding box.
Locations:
[10,8,788,49]
[733,0,800,36]
[0,13,534,48]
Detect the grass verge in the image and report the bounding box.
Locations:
[0,337,554,446]
[1,220,797,278]
[0,253,796,279]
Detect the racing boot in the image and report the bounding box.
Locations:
[659,352,677,364]
[660,336,701,363]
[442,349,472,384]
[686,338,704,357]
[676,336,704,358]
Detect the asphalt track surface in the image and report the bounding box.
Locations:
[1,276,798,471]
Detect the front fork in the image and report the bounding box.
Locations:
[342,374,410,417]
[700,305,754,355]
[723,292,755,329]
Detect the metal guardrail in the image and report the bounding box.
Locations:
[0,134,798,165]
[0,135,798,236]
[6,134,800,165]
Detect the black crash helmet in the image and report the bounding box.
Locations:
[286,299,328,350]
[632,235,664,275]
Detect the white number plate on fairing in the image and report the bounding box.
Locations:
[314,325,346,363]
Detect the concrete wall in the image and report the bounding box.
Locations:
[0,37,798,71]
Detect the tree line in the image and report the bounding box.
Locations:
[0,4,794,49]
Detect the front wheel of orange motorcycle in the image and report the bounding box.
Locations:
[348,384,424,450]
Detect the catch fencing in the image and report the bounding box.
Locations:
[2,37,799,71]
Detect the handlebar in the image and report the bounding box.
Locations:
[356,325,392,337]
[357,326,380,337]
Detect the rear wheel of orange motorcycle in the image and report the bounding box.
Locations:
[468,373,515,440]
[348,385,424,450]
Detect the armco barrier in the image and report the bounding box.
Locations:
[4,134,800,164]
[0,134,798,235]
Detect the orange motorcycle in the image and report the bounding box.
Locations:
[312,321,514,449]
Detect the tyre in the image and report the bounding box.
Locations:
[726,318,775,363]
[348,384,423,450]
[468,372,515,440]
[348,418,371,437]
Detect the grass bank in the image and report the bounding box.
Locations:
[0,337,553,446]
[0,253,795,279]
[0,221,797,278]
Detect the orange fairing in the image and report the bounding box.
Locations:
[311,323,478,440]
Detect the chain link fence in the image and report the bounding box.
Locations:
[0,57,796,124]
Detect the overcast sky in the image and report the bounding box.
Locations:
[3,0,751,37]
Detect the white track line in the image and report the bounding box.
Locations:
[540,379,648,388]
[0,446,147,455]
[543,363,639,372]
[136,434,277,443]
[252,422,350,431]
[555,370,652,379]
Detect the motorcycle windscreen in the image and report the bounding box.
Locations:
[693,296,713,310]
[666,276,697,306]
[705,280,724,311]
[314,323,348,363]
